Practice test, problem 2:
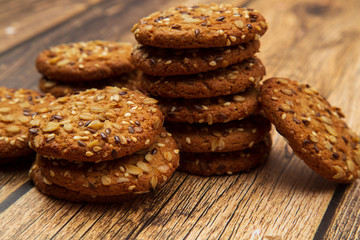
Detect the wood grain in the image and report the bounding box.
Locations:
[0,0,359,239]
[0,0,103,54]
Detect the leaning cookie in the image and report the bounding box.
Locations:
[258,78,360,183]
[36,41,134,82]
[0,87,55,160]
[166,115,270,152]
[140,57,265,99]
[28,87,164,162]
[132,4,267,48]
[158,88,259,124]
[35,131,179,196]
[178,135,272,176]
[132,41,260,76]
[39,70,141,97]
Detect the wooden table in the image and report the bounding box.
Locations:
[0,0,359,239]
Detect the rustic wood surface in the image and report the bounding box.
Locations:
[0,0,359,239]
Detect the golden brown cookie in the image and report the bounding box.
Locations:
[258,78,360,183]
[158,88,259,124]
[35,131,179,196]
[132,41,260,76]
[29,164,138,203]
[39,70,141,97]
[0,87,55,160]
[36,41,135,82]
[166,115,270,152]
[178,135,272,176]
[30,165,138,203]
[132,4,267,48]
[139,57,265,98]
[28,87,164,162]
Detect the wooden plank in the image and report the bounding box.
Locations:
[0,0,103,54]
[0,158,33,202]
[323,181,360,239]
[0,0,359,239]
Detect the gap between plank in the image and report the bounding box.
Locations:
[0,180,33,213]
[313,184,347,240]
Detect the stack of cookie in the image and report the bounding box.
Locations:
[131,4,272,175]
[28,87,180,202]
[36,40,140,97]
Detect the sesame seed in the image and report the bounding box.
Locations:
[101,176,112,185]
[234,20,244,28]
[85,151,94,157]
[209,61,217,66]
[186,137,191,144]
[230,36,237,42]
[29,128,39,134]
[93,146,102,152]
[223,102,231,106]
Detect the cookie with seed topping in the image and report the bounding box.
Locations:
[132,41,260,76]
[132,4,267,49]
[30,165,138,203]
[0,87,55,161]
[166,115,270,152]
[35,131,179,196]
[36,41,135,82]
[139,57,265,98]
[158,88,259,124]
[178,135,272,176]
[39,70,141,97]
[258,78,360,183]
[28,87,164,162]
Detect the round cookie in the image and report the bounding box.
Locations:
[39,70,141,97]
[28,87,164,162]
[35,131,179,196]
[166,115,271,152]
[0,87,55,160]
[158,88,259,124]
[132,41,260,76]
[132,4,267,48]
[139,57,265,98]
[30,165,138,203]
[258,78,360,183]
[178,135,272,176]
[36,41,135,82]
